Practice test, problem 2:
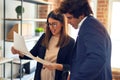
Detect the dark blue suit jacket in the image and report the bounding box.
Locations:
[70,16,112,80]
[20,33,75,80]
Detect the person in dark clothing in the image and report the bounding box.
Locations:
[58,0,112,80]
[11,9,75,80]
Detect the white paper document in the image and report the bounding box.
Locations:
[13,32,51,65]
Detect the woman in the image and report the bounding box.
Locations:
[11,9,75,80]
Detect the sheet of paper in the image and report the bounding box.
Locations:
[14,32,29,54]
[13,32,51,65]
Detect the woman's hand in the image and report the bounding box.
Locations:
[43,63,57,70]
[11,46,24,57]
[11,46,19,54]
[43,63,63,71]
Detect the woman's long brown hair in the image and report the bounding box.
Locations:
[41,9,70,49]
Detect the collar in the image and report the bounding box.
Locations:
[77,16,87,37]
[78,16,87,29]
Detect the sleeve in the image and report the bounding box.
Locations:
[62,38,75,79]
[64,37,75,70]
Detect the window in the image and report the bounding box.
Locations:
[109,0,120,68]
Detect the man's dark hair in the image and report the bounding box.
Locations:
[59,0,93,18]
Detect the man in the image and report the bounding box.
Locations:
[58,0,112,80]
